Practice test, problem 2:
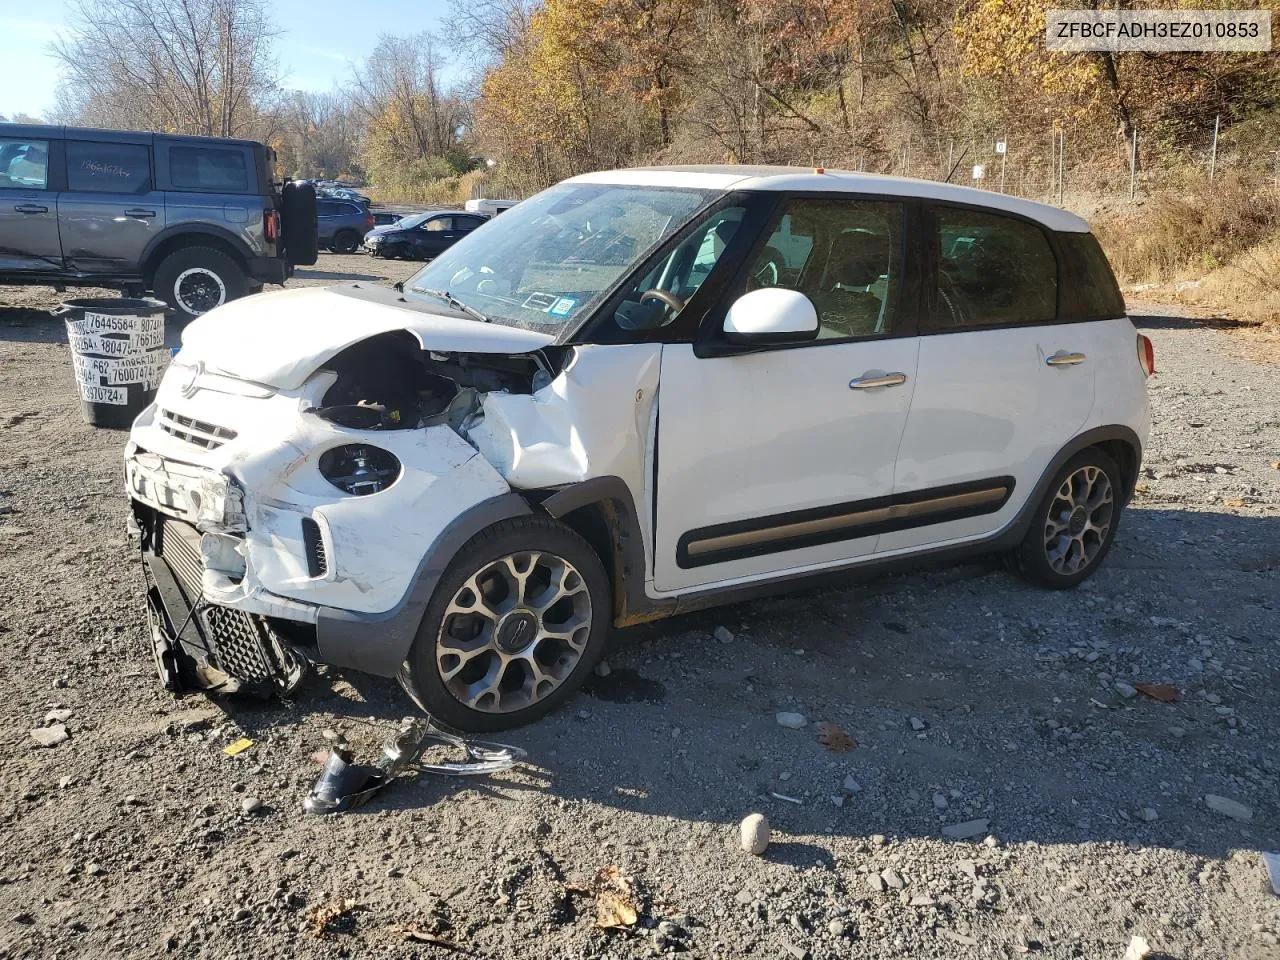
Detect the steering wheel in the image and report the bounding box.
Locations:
[640,289,686,314]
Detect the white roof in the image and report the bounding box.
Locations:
[567,164,1090,233]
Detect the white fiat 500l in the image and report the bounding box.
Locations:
[125,165,1153,730]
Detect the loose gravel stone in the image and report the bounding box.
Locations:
[739,813,770,854]
[775,711,807,729]
[31,725,68,748]
[941,819,991,840]
[1204,794,1253,822]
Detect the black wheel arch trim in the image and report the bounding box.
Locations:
[141,224,256,275]
[313,492,532,676]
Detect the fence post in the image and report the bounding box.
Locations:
[1129,127,1138,201]
[1058,129,1066,205]
[1209,114,1219,181]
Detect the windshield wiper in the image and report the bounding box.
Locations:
[412,287,491,323]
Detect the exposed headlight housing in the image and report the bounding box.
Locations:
[318,444,401,496]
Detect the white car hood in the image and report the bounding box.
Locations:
[177,285,556,390]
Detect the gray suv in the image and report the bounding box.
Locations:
[0,123,317,322]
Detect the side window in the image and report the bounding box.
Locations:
[744,198,904,339]
[169,146,249,192]
[66,141,150,194]
[931,206,1057,329]
[316,200,336,217]
[457,216,485,231]
[0,138,50,189]
[613,205,747,333]
[424,217,452,231]
[1058,232,1124,320]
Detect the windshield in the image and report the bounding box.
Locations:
[394,213,430,230]
[403,183,716,332]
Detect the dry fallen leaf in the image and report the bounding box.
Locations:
[815,720,857,753]
[307,897,359,936]
[1133,482,1149,494]
[1223,498,1246,508]
[1134,683,1178,703]
[568,866,640,929]
[1271,460,1280,471]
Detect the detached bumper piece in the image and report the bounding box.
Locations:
[135,507,306,698]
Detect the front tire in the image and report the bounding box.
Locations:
[398,517,611,731]
[151,247,247,323]
[1010,448,1123,589]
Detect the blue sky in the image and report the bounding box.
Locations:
[0,0,457,120]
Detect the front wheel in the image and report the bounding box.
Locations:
[1010,448,1123,589]
[398,517,611,731]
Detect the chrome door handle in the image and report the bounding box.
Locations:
[124,208,157,218]
[849,372,908,389]
[1046,351,1086,366]
[14,204,48,214]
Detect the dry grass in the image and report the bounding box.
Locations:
[1096,172,1280,339]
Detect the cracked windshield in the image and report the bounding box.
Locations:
[404,183,713,331]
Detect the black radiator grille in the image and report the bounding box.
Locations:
[202,606,275,682]
[302,517,327,578]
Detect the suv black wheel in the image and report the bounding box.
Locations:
[152,247,248,323]
[330,230,360,255]
[398,516,611,732]
[1010,447,1124,589]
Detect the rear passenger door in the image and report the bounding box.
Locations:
[58,136,165,275]
[0,133,61,271]
[413,215,456,258]
[315,199,339,244]
[881,204,1094,553]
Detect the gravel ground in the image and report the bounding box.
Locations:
[1,257,1278,960]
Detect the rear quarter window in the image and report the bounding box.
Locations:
[1058,232,1126,320]
[169,146,249,193]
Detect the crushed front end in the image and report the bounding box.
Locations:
[124,305,549,698]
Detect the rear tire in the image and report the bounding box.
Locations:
[151,247,248,324]
[398,516,611,732]
[330,230,360,255]
[1010,448,1123,589]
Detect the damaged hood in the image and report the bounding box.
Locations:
[177,285,556,390]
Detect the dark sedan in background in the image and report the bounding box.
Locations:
[363,210,487,260]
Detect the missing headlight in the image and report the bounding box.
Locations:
[318,445,401,496]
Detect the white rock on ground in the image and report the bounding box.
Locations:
[775,711,807,729]
[713,626,735,643]
[31,725,69,748]
[739,813,770,854]
[1122,934,1152,960]
[1204,794,1253,822]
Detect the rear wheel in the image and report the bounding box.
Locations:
[151,247,248,323]
[398,517,611,731]
[1010,448,1123,589]
[330,230,360,255]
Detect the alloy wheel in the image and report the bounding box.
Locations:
[435,551,592,714]
[174,267,227,315]
[1043,465,1114,575]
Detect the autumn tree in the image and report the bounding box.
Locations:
[52,0,279,137]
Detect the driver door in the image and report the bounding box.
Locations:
[652,196,921,593]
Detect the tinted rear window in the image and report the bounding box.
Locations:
[1059,232,1126,320]
[66,141,151,194]
[170,146,248,192]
